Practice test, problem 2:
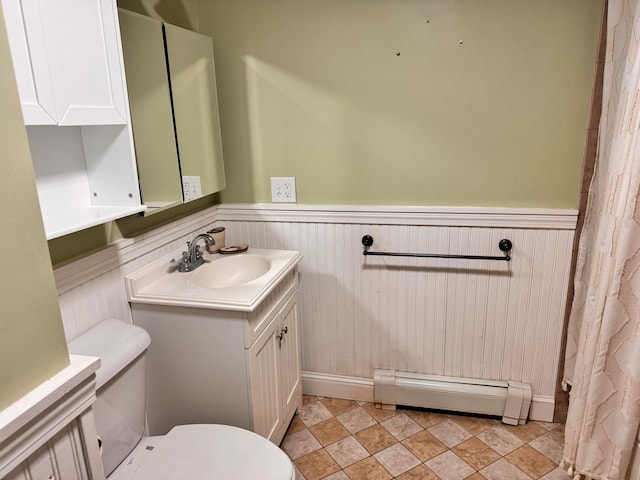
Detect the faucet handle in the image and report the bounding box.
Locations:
[171,251,189,265]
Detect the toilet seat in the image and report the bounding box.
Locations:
[131,424,294,480]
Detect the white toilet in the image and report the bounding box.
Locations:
[68,319,294,480]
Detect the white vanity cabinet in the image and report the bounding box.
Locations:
[1,0,145,239]
[2,0,128,125]
[129,267,303,446]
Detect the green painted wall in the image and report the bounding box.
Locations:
[49,0,602,264]
[0,6,69,410]
[197,0,602,208]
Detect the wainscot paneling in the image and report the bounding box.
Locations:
[55,204,577,421]
[55,206,218,340]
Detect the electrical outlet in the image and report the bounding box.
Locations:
[182,176,202,202]
[271,177,297,203]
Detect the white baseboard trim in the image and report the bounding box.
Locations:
[302,372,374,403]
[529,395,556,422]
[302,371,555,422]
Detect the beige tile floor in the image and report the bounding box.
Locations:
[281,396,567,480]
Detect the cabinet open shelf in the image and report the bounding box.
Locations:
[43,205,146,240]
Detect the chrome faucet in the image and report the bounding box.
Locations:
[176,233,215,272]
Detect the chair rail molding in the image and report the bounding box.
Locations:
[215,204,578,229]
[54,204,577,294]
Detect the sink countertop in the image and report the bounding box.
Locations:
[125,248,303,312]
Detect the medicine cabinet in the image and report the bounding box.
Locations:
[118,9,226,214]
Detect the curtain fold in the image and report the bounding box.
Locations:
[562,1,640,479]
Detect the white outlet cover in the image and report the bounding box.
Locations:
[270,177,297,203]
[183,176,202,202]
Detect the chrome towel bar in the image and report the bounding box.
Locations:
[361,235,512,261]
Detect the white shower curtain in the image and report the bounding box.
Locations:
[562,1,640,479]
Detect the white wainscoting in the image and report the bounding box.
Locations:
[55,206,218,340]
[55,204,577,421]
[0,356,102,480]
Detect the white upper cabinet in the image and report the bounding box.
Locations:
[1,0,145,239]
[3,0,129,126]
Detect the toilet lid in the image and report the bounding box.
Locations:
[132,424,294,480]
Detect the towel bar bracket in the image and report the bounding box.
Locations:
[362,235,512,261]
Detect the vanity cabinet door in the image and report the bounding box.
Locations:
[248,322,282,442]
[3,0,129,126]
[247,291,302,444]
[278,294,302,421]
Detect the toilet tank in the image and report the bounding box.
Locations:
[68,319,151,476]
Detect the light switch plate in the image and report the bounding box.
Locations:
[271,177,297,202]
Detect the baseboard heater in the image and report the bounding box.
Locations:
[374,369,532,426]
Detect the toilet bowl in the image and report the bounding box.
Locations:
[68,319,294,480]
[128,424,293,480]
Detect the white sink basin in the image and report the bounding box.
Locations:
[125,248,303,311]
[192,254,271,289]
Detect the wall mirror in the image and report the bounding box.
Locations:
[119,9,225,214]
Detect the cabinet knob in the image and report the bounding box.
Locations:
[276,326,288,341]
